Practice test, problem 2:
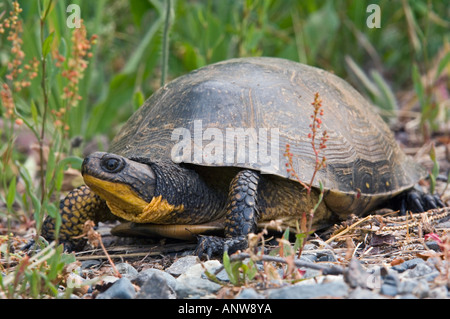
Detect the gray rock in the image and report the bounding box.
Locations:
[316,250,337,262]
[214,267,231,282]
[166,256,198,276]
[397,279,416,295]
[424,240,441,252]
[380,274,399,297]
[299,253,317,263]
[398,278,429,298]
[380,283,397,297]
[429,286,448,299]
[136,272,176,299]
[344,258,370,289]
[392,258,425,273]
[348,287,387,299]
[116,263,139,279]
[80,259,101,270]
[174,260,222,298]
[410,279,430,298]
[96,277,136,299]
[268,280,349,299]
[236,288,265,299]
[404,262,438,281]
[133,268,177,291]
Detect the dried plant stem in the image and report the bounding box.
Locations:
[98,237,121,278]
[74,221,121,278]
[324,215,373,245]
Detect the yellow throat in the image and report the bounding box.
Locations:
[83,175,184,223]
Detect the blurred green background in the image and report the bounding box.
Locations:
[0,0,449,226]
[2,0,448,144]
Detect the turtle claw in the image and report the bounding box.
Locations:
[400,189,445,215]
[194,235,247,258]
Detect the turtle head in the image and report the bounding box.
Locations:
[82,152,157,220]
[81,152,185,223]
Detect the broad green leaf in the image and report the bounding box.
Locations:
[6,176,16,210]
[42,31,55,58]
[133,90,145,111]
[412,64,425,108]
[436,51,450,80]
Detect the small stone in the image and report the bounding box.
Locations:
[175,260,222,298]
[344,258,370,289]
[299,253,317,263]
[392,258,425,273]
[429,286,448,299]
[398,278,429,298]
[115,263,138,279]
[236,288,265,299]
[136,272,176,299]
[316,250,337,262]
[424,240,441,252]
[133,268,176,291]
[348,287,387,299]
[214,267,231,282]
[268,280,349,299]
[166,256,198,276]
[80,259,101,270]
[96,277,136,299]
[380,283,397,297]
[404,263,437,280]
[411,279,430,298]
[380,274,399,297]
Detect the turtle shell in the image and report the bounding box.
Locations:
[109,57,425,199]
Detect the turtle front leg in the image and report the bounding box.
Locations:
[195,169,260,257]
[42,185,114,250]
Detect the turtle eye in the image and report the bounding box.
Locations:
[101,156,124,173]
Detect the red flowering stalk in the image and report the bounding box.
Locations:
[307,92,328,193]
[53,20,97,134]
[60,20,96,108]
[1,83,15,119]
[285,92,328,195]
[284,93,328,257]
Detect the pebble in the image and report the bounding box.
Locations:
[77,245,450,300]
[267,279,349,299]
[135,271,176,299]
[116,263,139,279]
[391,258,425,272]
[96,277,136,299]
[133,268,177,291]
[236,288,265,299]
[166,256,198,276]
[174,260,222,298]
[344,258,371,289]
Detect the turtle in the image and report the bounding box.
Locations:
[42,57,444,256]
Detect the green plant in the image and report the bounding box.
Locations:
[222,250,258,286]
[0,240,76,298]
[0,0,95,298]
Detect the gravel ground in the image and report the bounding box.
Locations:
[58,209,450,300]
